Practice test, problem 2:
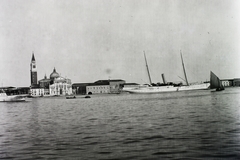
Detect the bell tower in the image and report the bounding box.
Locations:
[30,52,38,87]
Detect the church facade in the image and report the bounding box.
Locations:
[48,68,72,96]
[49,76,72,96]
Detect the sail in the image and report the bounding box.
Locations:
[210,71,224,90]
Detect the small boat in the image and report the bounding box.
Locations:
[210,71,224,91]
[0,89,26,102]
[66,95,76,99]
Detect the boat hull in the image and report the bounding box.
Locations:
[0,91,28,102]
[178,83,210,91]
[124,86,177,94]
[0,95,26,102]
[66,96,76,99]
[124,83,210,94]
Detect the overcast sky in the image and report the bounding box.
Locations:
[0,0,240,87]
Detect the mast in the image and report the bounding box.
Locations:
[144,51,152,85]
[180,50,189,86]
[161,73,166,84]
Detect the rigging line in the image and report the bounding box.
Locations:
[178,76,187,83]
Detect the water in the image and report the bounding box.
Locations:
[0,88,240,160]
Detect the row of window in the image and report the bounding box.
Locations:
[222,81,230,86]
[89,90,109,93]
[50,85,71,89]
[31,93,49,96]
[50,91,71,94]
[88,86,109,90]
[31,89,44,93]
[221,81,240,86]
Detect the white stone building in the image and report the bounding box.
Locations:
[86,85,110,94]
[49,77,72,96]
[30,87,45,97]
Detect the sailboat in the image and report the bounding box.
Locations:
[210,71,224,91]
[123,51,210,94]
[178,51,210,91]
[123,52,178,93]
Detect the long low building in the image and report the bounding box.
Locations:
[72,79,125,95]
[221,78,240,87]
[86,84,110,94]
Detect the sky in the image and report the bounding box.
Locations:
[0,0,240,87]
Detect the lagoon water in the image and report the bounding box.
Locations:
[0,88,240,160]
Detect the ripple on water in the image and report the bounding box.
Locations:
[0,89,240,159]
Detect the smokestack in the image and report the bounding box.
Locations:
[162,73,166,84]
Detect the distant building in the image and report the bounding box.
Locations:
[86,84,110,94]
[17,87,30,95]
[221,79,232,87]
[30,87,44,97]
[38,74,52,89]
[73,79,125,95]
[220,78,240,87]
[48,68,72,96]
[30,52,38,87]
[50,68,60,80]
[72,83,92,95]
[30,52,43,97]
[29,53,72,96]
[233,78,240,87]
[49,76,72,96]
[94,79,125,94]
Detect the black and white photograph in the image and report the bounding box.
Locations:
[0,0,240,159]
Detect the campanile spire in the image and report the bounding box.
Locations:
[30,52,38,87]
[31,51,35,62]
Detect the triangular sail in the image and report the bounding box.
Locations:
[210,71,219,89]
[210,71,224,90]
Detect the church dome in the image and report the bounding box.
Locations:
[50,68,60,79]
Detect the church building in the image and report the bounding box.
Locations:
[30,53,72,96]
[48,68,72,96]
